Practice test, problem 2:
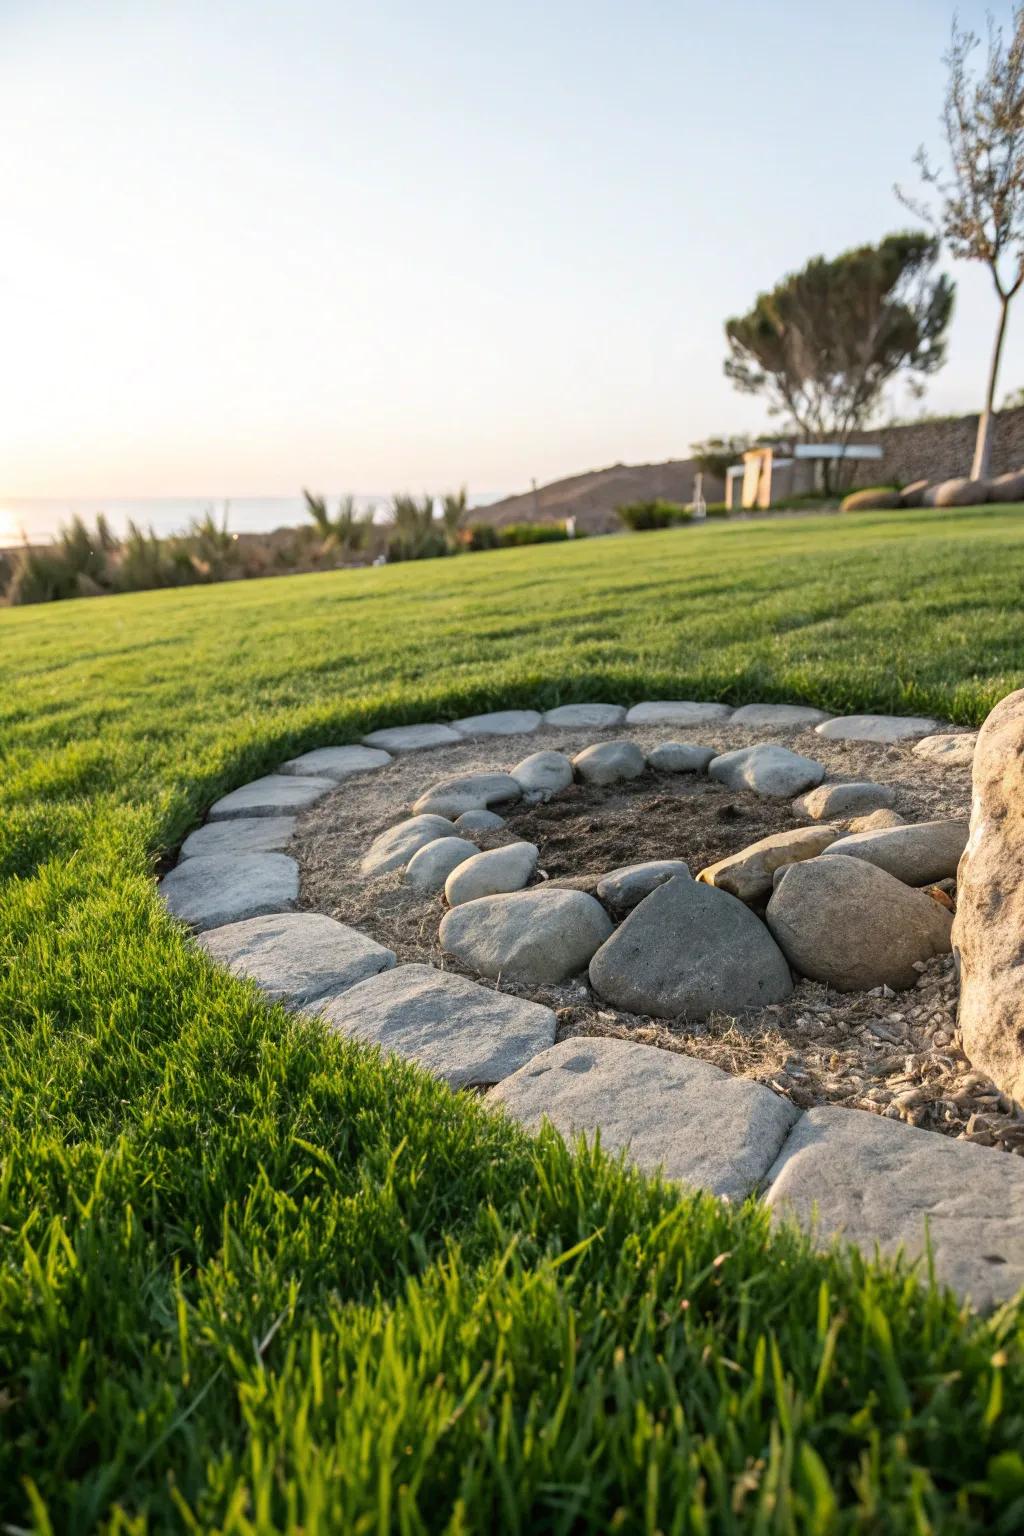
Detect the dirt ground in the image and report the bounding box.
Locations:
[290,717,1024,1155]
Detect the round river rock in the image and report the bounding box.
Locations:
[439,887,613,983]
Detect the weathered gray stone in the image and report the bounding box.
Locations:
[179,816,296,861]
[362,723,463,753]
[198,912,394,1006]
[412,772,521,818]
[445,842,539,906]
[596,860,692,911]
[698,825,840,902]
[572,740,646,785]
[913,732,978,767]
[953,689,1024,1104]
[626,700,733,726]
[709,744,825,798]
[451,709,541,737]
[319,964,555,1087]
[766,854,952,991]
[815,714,940,743]
[440,888,613,983]
[361,814,457,876]
[208,774,336,821]
[542,703,627,728]
[823,819,968,886]
[280,745,392,780]
[589,877,792,1019]
[763,1106,1024,1309]
[159,853,298,932]
[405,836,478,892]
[510,750,574,798]
[646,742,716,773]
[490,1037,800,1201]
[794,780,896,820]
[729,703,832,728]
[454,809,506,831]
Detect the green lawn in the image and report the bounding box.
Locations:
[4,506,1024,1533]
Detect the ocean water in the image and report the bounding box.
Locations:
[0,493,505,548]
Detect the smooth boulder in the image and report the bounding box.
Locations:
[412,772,521,818]
[589,876,792,1020]
[454,808,505,831]
[646,742,716,773]
[405,836,479,892]
[913,732,977,767]
[698,824,839,903]
[822,818,968,886]
[572,740,646,785]
[596,859,692,911]
[709,743,825,798]
[361,814,457,875]
[794,780,896,819]
[953,689,1024,1103]
[987,468,1024,503]
[932,476,988,507]
[445,842,539,906]
[440,887,613,983]
[766,854,952,991]
[510,750,574,798]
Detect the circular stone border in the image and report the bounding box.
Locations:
[158,699,1024,1310]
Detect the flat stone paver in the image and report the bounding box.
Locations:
[626,700,733,726]
[208,774,336,821]
[815,714,941,743]
[179,816,296,861]
[362,723,463,753]
[730,703,832,728]
[489,1037,800,1201]
[280,745,392,780]
[318,963,556,1087]
[198,912,395,1006]
[160,853,298,931]
[763,1106,1024,1309]
[451,709,542,737]
[542,703,627,728]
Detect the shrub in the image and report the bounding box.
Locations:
[498,521,577,545]
[616,500,692,530]
[705,502,730,517]
[465,523,502,551]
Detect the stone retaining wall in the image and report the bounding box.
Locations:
[848,405,1024,489]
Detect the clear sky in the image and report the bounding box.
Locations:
[1,0,1019,500]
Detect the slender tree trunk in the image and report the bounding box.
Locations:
[972,295,1011,481]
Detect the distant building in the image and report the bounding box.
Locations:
[725,441,884,510]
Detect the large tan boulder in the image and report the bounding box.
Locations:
[766,854,952,991]
[932,477,989,508]
[841,487,902,511]
[987,469,1024,503]
[952,689,1024,1103]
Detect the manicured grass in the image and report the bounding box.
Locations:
[3,506,1024,1532]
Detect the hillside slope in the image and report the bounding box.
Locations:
[476,458,724,533]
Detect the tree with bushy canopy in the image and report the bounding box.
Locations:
[899,5,1024,479]
[724,232,954,489]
